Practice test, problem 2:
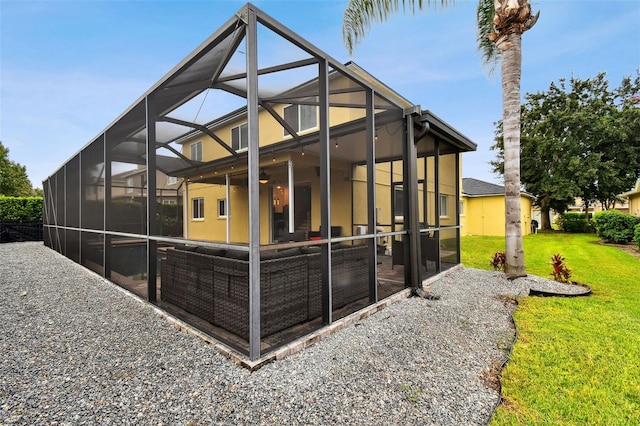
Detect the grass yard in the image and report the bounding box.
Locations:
[461,233,640,425]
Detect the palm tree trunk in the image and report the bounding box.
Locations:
[502,31,526,278]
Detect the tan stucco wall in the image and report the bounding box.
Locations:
[461,195,533,237]
[629,192,640,218]
[184,153,464,244]
[183,101,369,165]
[185,153,356,244]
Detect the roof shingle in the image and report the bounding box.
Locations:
[462,178,505,196]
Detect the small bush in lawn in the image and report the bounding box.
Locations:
[634,223,640,249]
[490,252,506,271]
[550,254,572,284]
[555,212,592,233]
[593,210,639,244]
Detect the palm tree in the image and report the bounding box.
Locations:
[343,0,538,278]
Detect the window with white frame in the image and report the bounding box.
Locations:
[283,104,318,136]
[439,194,448,217]
[231,123,248,151]
[162,199,177,205]
[125,177,134,194]
[192,197,204,219]
[459,200,464,216]
[217,198,227,218]
[166,176,178,185]
[190,141,202,161]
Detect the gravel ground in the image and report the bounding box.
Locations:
[1,242,583,425]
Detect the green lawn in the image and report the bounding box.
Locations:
[461,233,640,425]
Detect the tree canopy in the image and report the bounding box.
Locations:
[0,141,34,197]
[491,72,640,229]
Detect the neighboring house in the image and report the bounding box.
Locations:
[80,168,183,203]
[111,167,183,204]
[460,177,535,236]
[42,3,476,362]
[566,197,629,215]
[621,180,640,218]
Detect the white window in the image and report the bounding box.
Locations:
[162,199,177,205]
[439,194,448,217]
[459,200,464,216]
[283,104,318,136]
[166,176,178,185]
[231,123,248,151]
[192,197,204,220]
[217,198,227,218]
[190,141,202,161]
[125,177,134,194]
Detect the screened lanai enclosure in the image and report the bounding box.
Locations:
[43,3,476,361]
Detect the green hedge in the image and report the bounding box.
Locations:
[0,196,43,221]
[593,210,640,244]
[634,223,640,249]
[555,212,593,233]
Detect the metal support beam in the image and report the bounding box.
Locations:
[260,102,301,142]
[146,95,158,302]
[225,173,231,243]
[403,109,421,287]
[455,152,461,264]
[366,88,378,303]
[184,182,189,239]
[402,125,410,285]
[287,160,295,234]
[63,164,67,257]
[216,57,318,83]
[246,7,261,361]
[158,116,238,157]
[103,132,112,280]
[318,58,332,324]
[211,81,249,99]
[78,151,83,263]
[155,142,193,166]
[434,139,441,272]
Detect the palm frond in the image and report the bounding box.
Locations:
[343,0,454,55]
[476,0,499,73]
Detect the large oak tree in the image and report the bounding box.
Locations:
[491,72,640,228]
[0,141,34,197]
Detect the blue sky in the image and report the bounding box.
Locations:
[1,0,638,189]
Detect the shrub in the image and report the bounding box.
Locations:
[490,251,506,271]
[634,223,640,249]
[0,196,43,221]
[550,254,572,284]
[593,210,640,244]
[555,212,592,233]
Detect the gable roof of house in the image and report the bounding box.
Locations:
[462,177,535,200]
[462,178,505,197]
